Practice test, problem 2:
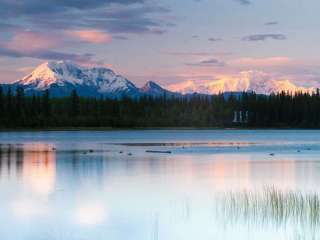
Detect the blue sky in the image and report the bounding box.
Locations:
[0,0,320,88]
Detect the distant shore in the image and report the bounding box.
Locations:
[0,127,318,132]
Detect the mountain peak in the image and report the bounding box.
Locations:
[8,61,180,98]
[32,60,80,74]
[140,80,179,98]
[18,61,118,87]
[167,71,315,95]
[141,81,163,91]
[11,61,141,97]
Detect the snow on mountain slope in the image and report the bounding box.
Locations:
[140,81,179,97]
[13,61,141,97]
[16,61,138,94]
[11,61,182,98]
[9,62,315,98]
[167,71,315,94]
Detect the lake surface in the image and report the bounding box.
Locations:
[0,130,320,240]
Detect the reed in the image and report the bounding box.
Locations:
[219,187,320,229]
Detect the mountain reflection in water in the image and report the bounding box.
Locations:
[0,141,320,240]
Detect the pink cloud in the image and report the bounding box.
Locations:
[2,29,112,55]
[67,30,112,44]
[5,31,61,52]
[231,57,292,67]
[227,57,320,79]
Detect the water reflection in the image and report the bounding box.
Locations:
[23,150,56,196]
[0,144,56,195]
[74,201,108,226]
[1,142,320,239]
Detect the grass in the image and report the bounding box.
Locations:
[219,187,320,229]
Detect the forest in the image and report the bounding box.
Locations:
[1,86,320,129]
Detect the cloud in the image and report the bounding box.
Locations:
[0,29,113,64]
[0,30,113,55]
[0,0,144,18]
[185,58,225,67]
[208,37,223,42]
[232,57,292,67]
[0,0,174,66]
[0,1,173,35]
[264,21,278,26]
[113,36,129,40]
[165,51,232,57]
[228,57,320,80]
[233,0,252,6]
[5,31,62,52]
[0,23,23,32]
[66,30,112,44]
[166,52,213,56]
[0,47,96,64]
[242,34,287,41]
[82,5,171,34]
[0,30,105,66]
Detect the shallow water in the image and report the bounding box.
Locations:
[0,130,320,240]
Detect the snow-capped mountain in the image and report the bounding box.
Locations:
[2,62,315,98]
[167,71,315,95]
[140,81,179,98]
[12,61,141,98]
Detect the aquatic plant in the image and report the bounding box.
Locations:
[219,187,320,230]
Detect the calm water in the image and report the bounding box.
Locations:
[1,130,320,240]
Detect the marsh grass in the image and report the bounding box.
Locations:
[219,187,320,230]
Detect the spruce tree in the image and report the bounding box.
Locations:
[71,89,79,117]
[42,89,51,119]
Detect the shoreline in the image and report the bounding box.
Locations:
[0,127,319,132]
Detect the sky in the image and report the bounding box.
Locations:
[1,0,320,88]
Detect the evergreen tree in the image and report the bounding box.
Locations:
[71,89,79,118]
[15,87,25,124]
[0,86,3,126]
[0,88,320,128]
[42,90,51,119]
[6,87,13,126]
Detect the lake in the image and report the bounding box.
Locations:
[0,130,320,240]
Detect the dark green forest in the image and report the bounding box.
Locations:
[1,86,320,129]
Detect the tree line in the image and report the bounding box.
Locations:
[1,86,320,128]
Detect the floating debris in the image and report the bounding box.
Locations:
[111,141,258,147]
[146,150,172,154]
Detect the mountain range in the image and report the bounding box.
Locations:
[1,61,178,98]
[0,61,315,98]
[167,71,314,95]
